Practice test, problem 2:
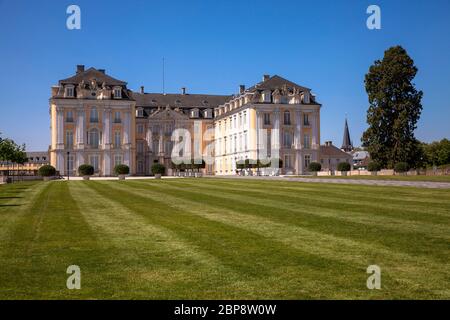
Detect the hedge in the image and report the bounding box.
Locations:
[367,161,381,172]
[78,164,94,176]
[308,162,322,172]
[151,163,166,175]
[38,165,56,177]
[114,164,130,175]
[394,162,409,173]
[337,162,351,172]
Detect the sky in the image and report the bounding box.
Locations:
[0,0,449,151]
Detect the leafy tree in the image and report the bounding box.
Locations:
[422,139,450,167]
[362,46,423,169]
[308,162,322,172]
[337,162,351,172]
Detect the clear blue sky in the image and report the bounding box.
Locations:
[0,0,449,151]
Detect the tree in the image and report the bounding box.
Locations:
[422,139,450,167]
[362,46,423,169]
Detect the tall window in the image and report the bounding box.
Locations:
[284,155,292,168]
[234,135,237,153]
[66,111,73,122]
[303,134,310,149]
[67,155,74,173]
[88,129,99,148]
[264,113,271,125]
[114,131,121,148]
[304,155,311,168]
[114,155,122,168]
[244,132,248,151]
[137,161,144,174]
[137,124,144,134]
[284,111,291,125]
[243,112,247,125]
[165,140,173,154]
[65,131,74,148]
[152,140,159,153]
[137,141,144,154]
[303,114,310,126]
[90,107,99,123]
[283,131,292,148]
[114,111,121,123]
[224,137,227,154]
[90,155,99,172]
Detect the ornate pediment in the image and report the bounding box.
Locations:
[148,105,189,120]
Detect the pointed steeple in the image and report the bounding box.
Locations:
[341,118,353,152]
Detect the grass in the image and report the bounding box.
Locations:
[302,174,450,182]
[0,179,449,299]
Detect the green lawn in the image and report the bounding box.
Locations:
[301,175,450,182]
[0,179,449,299]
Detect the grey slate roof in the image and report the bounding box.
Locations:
[246,75,311,92]
[131,92,232,108]
[59,67,127,86]
[341,119,353,152]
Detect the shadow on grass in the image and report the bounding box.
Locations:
[0,196,23,199]
[0,204,22,207]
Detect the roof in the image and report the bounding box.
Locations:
[352,151,370,160]
[320,145,353,158]
[246,75,311,92]
[59,67,127,86]
[131,92,232,108]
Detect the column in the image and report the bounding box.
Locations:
[56,107,64,148]
[123,111,131,144]
[311,112,318,149]
[256,110,263,161]
[146,127,153,152]
[76,110,85,148]
[103,108,111,147]
[158,128,163,155]
[271,109,280,158]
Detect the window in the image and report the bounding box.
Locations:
[234,135,237,153]
[65,131,74,148]
[243,112,247,125]
[88,129,99,148]
[224,137,227,154]
[239,113,242,127]
[303,114,310,126]
[113,87,122,99]
[233,116,237,129]
[190,109,199,118]
[114,111,121,123]
[136,108,144,117]
[152,140,159,153]
[89,155,99,172]
[283,131,292,148]
[137,161,144,174]
[114,131,121,148]
[284,111,291,125]
[244,132,248,151]
[65,86,74,98]
[114,155,122,168]
[304,155,311,168]
[66,111,74,122]
[67,155,74,173]
[164,140,172,154]
[264,113,271,125]
[303,134,310,149]
[90,107,99,123]
[284,155,292,168]
[137,141,144,154]
[137,124,144,134]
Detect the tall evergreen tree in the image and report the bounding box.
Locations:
[362,46,423,168]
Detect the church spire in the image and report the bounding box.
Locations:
[341,118,353,152]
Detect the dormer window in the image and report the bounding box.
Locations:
[263,90,271,103]
[190,108,199,118]
[136,108,144,117]
[113,87,122,99]
[65,85,74,98]
[204,109,212,118]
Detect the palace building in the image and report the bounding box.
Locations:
[49,66,324,176]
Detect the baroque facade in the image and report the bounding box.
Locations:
[49,66,322,176]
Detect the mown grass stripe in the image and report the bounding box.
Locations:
[106,180,447,298]
[90,180,375,299]
[131,179,450,265]
[164,180,450,238]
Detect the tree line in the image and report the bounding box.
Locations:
[0,133,28,171]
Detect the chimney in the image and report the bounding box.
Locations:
[140,86,145,94]
[181,87,186,95]
[76,65,85,74]
[239,85,245,94]
[325,141,333,146]
[263,74,270,81]
[98,69,105,74]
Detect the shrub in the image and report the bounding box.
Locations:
[308,162,322,172]
[151,163,165,175]
[38,165,56,177]
[394,162,409,173]
[114,164,130,175]
[367,161,381,172]
[337,162,351,172]
[78,164,94,176]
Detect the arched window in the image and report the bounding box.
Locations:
[89,128,99,148]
